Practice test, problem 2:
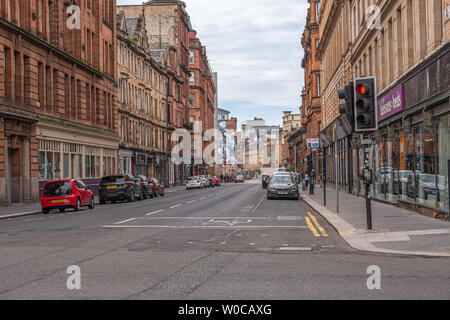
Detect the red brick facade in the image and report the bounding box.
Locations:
[0,1,118,204]
[188,31,216,176]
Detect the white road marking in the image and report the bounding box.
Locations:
[103,225,309,229]
[199,197,207,200]
[169,204,182,209]
[252,195,265,212]
[114,218,136,225]
[146,210,164,216]
[186,200,197,204]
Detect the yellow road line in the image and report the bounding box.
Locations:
[305,217,320,237]
[307,212,329,237]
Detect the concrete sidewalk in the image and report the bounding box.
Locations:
[0,185,189,220]
[301,186,450,257]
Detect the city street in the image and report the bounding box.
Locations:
[0,182,448,300]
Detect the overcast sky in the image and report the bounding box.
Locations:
[117,0,308,127]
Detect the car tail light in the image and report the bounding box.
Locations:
[198,180,200,183]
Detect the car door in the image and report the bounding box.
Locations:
[74,180,87,204]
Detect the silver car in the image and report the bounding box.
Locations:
[267,174,299,200]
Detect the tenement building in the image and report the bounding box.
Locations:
[317,0,450,217]
[0,0,118,204]
[188,30,216,176]
[301,0,323,176]
[117,10,169,185]
[119,0,192,186]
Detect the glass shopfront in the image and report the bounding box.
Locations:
[371,112,449,213]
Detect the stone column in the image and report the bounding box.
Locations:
[22,137,31,202]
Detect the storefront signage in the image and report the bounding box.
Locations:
[307,138,320,148]
[378,85,405,122]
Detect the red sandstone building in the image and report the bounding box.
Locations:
[188,31,216,176]
[0,1,118,205]
[300,0,322,174]
[120,0,192,185]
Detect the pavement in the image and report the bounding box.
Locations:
[0,181,448,299]
[301,185,450,257]
[0,185,189,220]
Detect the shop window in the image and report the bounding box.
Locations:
[437,114,450,212]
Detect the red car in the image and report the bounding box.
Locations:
[212,176,221,186]
[41,179,95,214]
[234,175,245,183]
[149,178,165,197]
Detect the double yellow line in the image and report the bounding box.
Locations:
[305,212,328,237]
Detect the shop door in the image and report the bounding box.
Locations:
[7,149,12,203]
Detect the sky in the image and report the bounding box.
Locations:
[117,0,308,127]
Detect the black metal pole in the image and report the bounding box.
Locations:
[366,183,372,230]
[323,148,327,206]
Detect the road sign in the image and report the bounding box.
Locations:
[307,138,320,148]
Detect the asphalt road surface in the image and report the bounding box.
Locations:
[0,182,448,299]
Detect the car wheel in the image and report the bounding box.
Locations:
[59,208,65,213]
[137,190,143,201]
[143,191,148,200]
[74,198,81,211]
[42,208,49,215]
[111,200,117,204]
[88,197,95,209]
[100,198,106,205]
[161,190,165,196]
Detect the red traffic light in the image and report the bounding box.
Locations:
[356,84,368,95]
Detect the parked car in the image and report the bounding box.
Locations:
[206,175,215,187]
[133,177,146,200]
[234,175,245,183]
[137,175,154,199]
[98,174,141,204]
[276,167,289,173]
[198,175,208,188]
[41,179,95,214]
[267,174,299,200]
[212,176,221,187]
[149,178,165,196]
[186,176,202,190]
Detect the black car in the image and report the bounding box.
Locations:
[137,175,154,199]
[267,174,299,200]
[98,174,142,204]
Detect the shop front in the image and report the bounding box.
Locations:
[369,44,449,216]
[37,119,119,197]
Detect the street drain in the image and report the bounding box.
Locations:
[278,247,312,252]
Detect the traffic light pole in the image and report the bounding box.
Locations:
[362,135,373,230]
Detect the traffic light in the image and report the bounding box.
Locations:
[338,82,354,132]
[354,77,378,132]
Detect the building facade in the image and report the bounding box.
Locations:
[317,0,450,217]
[119,0,192,186]
[117,9,169,185]
[0,0,118,204]
[280,111,302,169]
[301,0,323,175]
[188,30,216,176]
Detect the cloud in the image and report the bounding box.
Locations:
[117,0,307,125]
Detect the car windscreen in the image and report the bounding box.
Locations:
[271,175,293,185]
[101,176,125,184]
[44,181,72,197]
